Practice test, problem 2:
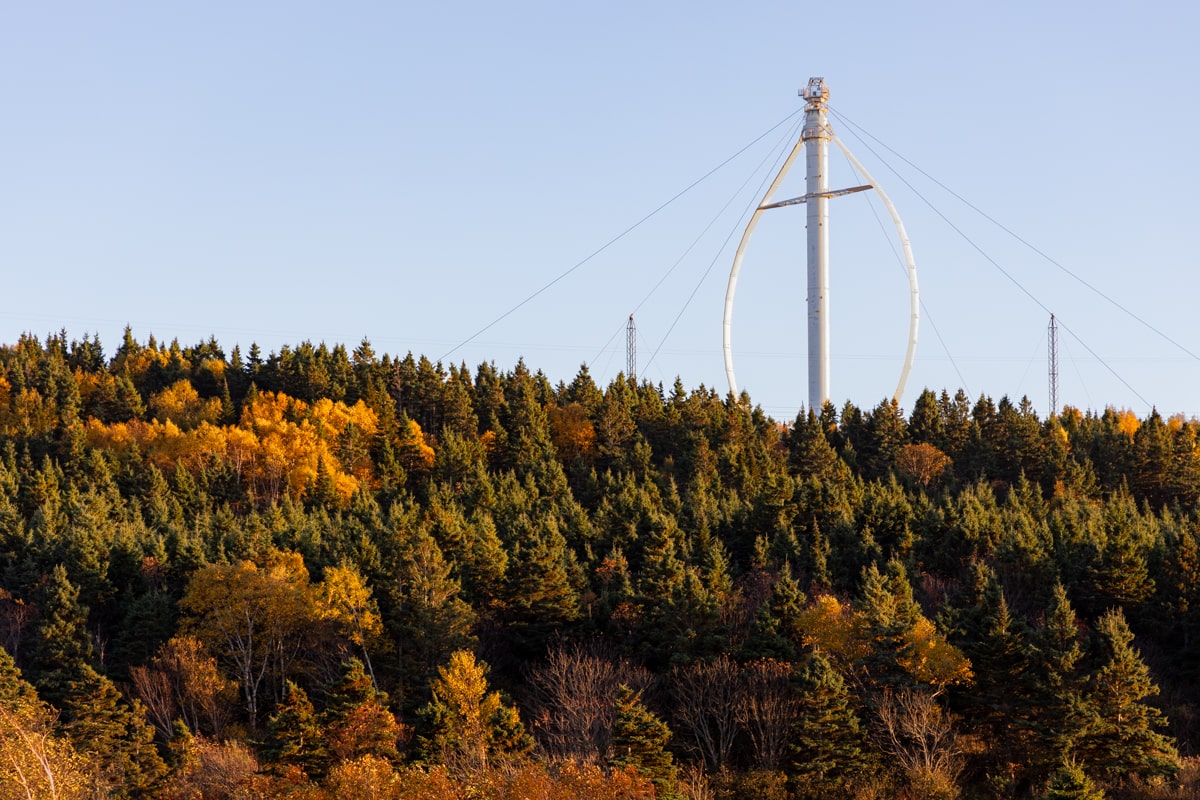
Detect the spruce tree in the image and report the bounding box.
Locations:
[502,513,581,651]
[855,560,922,689]
[416,649,531,772]
[740,563,805,662]
[57,665,167,798]
[789,409,841,480]
[29,564,91,705]
[908,389,943,446]
[944,563,1034,768]
[1044,759,1105,800]
[26,563,166,798]
[790,652,871,799]
[1029,583,1087,775]
[321,658,404,765]
[608,684,678,800]
[262,681,329,778]
[381,522,476,708]
[1073,608,1178,782]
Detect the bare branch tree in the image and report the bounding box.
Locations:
[676,761,717,800]
[527,641,649,764]
[670,654,740,772]
[873,687,962,790]
[733,659,799,770]
[0,590,36,665]
[130,636,234,739]
[128,665,176,740]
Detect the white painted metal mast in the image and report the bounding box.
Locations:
[802,78,832,410]
[722,77,919,412]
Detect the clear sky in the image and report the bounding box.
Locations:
[2,1,1198,422]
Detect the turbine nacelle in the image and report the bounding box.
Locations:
[800,77,829,105]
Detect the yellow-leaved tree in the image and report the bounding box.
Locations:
[149,379,222,429]
[239,391,378,504]
[180,551,321,729]
[0,648,89,800]
[319,563,385,687]
[420,650,531,773]
[180,550,392,730]
[84,386,381,506]
[799,562,971,694]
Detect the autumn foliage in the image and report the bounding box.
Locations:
[85,389,383,504]
[1,330,1199,799]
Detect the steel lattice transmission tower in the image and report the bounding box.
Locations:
[1048,313,1059,417]
[626,314,637,380]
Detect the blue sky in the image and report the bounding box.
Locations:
[2,1,1198,421]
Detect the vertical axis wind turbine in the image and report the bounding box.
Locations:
[722,78,920,411]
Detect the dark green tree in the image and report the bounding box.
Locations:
[908,389,943,446]
[262,680,329,778]
[942,562,1036,779]
[57,665,167,797]
[381,521,476,708]
[1028,583,1087,776]
[28,565,91,706]
[608,684,678,799]
[740,563,806,662]
[789,651,872,799]
[1073,608,1178,783]
[855,560,923,690]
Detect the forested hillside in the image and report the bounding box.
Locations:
[0,329,1197,799]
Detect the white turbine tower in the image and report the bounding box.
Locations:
[722,78,920,412]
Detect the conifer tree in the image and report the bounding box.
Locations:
[1073,608,1178,782]
[632,521,690,667]
[1155,522,1200,681]
[28,567,167,795]
[740,563,806,662]
[29,565,91,705]
[321,658,405,765]
[262,680,329,778]
[502,513,581,650]
[790,651,871,799]
[908,389,943,446]
[58,665,167,797]
[1044,759,1105,800]
[417,650,531,772]
[790,409,841,480]
[943,562,1033,767]
[860,397,909,481]
[440,364,479,439]
[856,560,923,689]
[1079,489,1156,616]
[1029,583,1087,775]
[608,684,678,800]
[384,525,476,705]
[423,488,507,610]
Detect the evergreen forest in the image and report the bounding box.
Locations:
[1,328,1198,799]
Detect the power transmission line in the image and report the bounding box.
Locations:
[439,109,804,363]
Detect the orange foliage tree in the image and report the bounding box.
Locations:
[83,386,382,506]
